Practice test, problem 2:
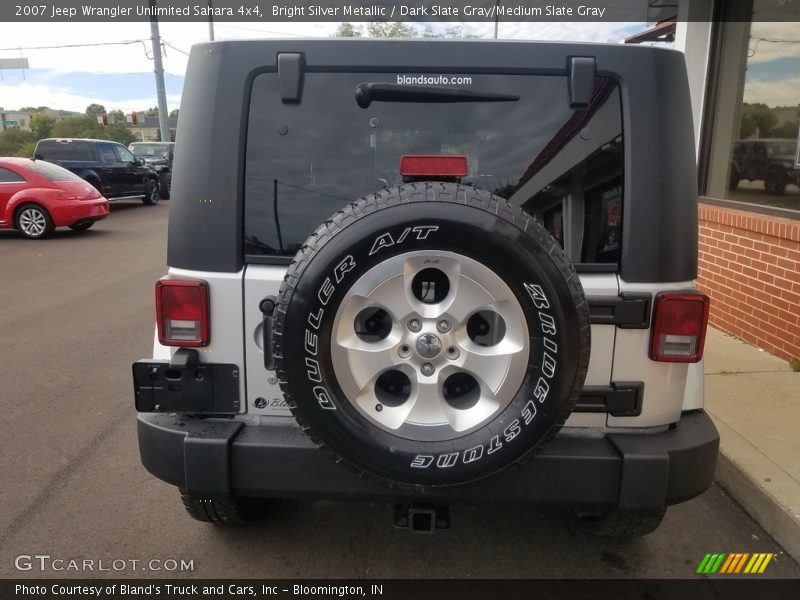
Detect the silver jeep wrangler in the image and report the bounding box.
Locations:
[134,39,719,536]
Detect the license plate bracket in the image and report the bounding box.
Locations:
[133,360,240,413]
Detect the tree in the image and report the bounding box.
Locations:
[16,141,36,158]
[333,22,363,37]
[30,113,56,140]
[85,103,107,117]
[169,108,180,119]
[421,25,479,39]
[144,107,159,117]
[106,122,135,145]
[739,103,778,139]
[52,115,104,139]
[0,128,36,156]
[366,21,417,37]
[49,114,133,145]
[772,120,799,139]
[334,21,478,39]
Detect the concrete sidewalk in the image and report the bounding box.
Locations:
[704,327,800,562]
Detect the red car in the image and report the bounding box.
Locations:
[0,157,109,239]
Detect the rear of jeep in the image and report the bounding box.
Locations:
[133,39,719,535]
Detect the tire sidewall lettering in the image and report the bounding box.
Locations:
[277,190,588,486]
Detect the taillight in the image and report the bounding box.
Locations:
[400,155,468,178]
[155,279,209,347]
[649,293,710,362]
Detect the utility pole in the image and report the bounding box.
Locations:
[494,0,500,39]
[208,0,215,41]
[149,0,171,143]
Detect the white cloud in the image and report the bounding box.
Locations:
[1,21,636,78]
[0,21,639,112]
[0,81,180,113]
[747,22,800,64]
[0,22,340,76]
[744,74,800,107]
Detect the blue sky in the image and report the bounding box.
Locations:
[0,21,647,113]
[2,70,184,109]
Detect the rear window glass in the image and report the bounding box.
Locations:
[0,167,26,182]
[131,144,172,157]
[35,140,95,162]
[28,160,86,182]
[245,72,623,265]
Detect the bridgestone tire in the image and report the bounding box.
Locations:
[273,183,590,487]
[589,509,667,538]
[180,492,264,525]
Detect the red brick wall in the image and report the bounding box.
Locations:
[697,203,800,362]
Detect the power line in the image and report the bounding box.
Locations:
[748,36,800,57]
[0,39,149,52]
[215,24,305,37]
[162,41,189,56]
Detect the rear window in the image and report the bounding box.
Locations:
[28,160,86,182]
[131,143,172,157]
[35,140,95,162]
[244,71,623,266]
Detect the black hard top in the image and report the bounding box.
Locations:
[169,39,698,283]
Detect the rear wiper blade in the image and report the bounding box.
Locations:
[355,83,520,108]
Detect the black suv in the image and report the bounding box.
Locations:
[34,138,161,205]
[731,138,800,195]
[129,142,174,199]
[133,40,718,536]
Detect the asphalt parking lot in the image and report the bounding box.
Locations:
[1,201,799,579]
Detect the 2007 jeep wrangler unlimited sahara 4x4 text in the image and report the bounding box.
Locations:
[133,39,719,537]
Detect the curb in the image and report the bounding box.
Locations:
[711,417,800,564]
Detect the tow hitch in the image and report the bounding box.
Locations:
[393,504,450,534]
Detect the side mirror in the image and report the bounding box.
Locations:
[137,157,146,165]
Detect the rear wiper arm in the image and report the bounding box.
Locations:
[355,83,519,108]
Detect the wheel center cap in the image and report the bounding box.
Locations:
[416,333,442,359]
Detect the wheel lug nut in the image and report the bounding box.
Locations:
[437,319,451,333]
[421,362,435,376]
[408,319,422,332]
[446,347,460,360]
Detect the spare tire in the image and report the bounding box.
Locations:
[273,183,590,486]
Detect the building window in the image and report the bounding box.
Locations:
[703,0,800,211]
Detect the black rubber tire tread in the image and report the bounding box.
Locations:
[764,169,788,195]
[180,492,264,525]
[591,509,667,538]
[86,178,102,194]
[273,182,590,489]
[728,167,739,191]
[142,179,160,205]
[159,174,171,199]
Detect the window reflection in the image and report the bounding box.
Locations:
[705,6,800,209]
[244,72,623,264]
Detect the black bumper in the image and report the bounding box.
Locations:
[138,410,718,511]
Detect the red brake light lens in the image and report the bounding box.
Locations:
[156,279,209,347]
[400,155,468,178]
[649,293,710,362]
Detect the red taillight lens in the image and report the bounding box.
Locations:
[649,293,710,362]
[156,279,209,347]
[399,155,468,178]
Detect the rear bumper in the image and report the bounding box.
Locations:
[138,410,719,511]
[50,199,109,226]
